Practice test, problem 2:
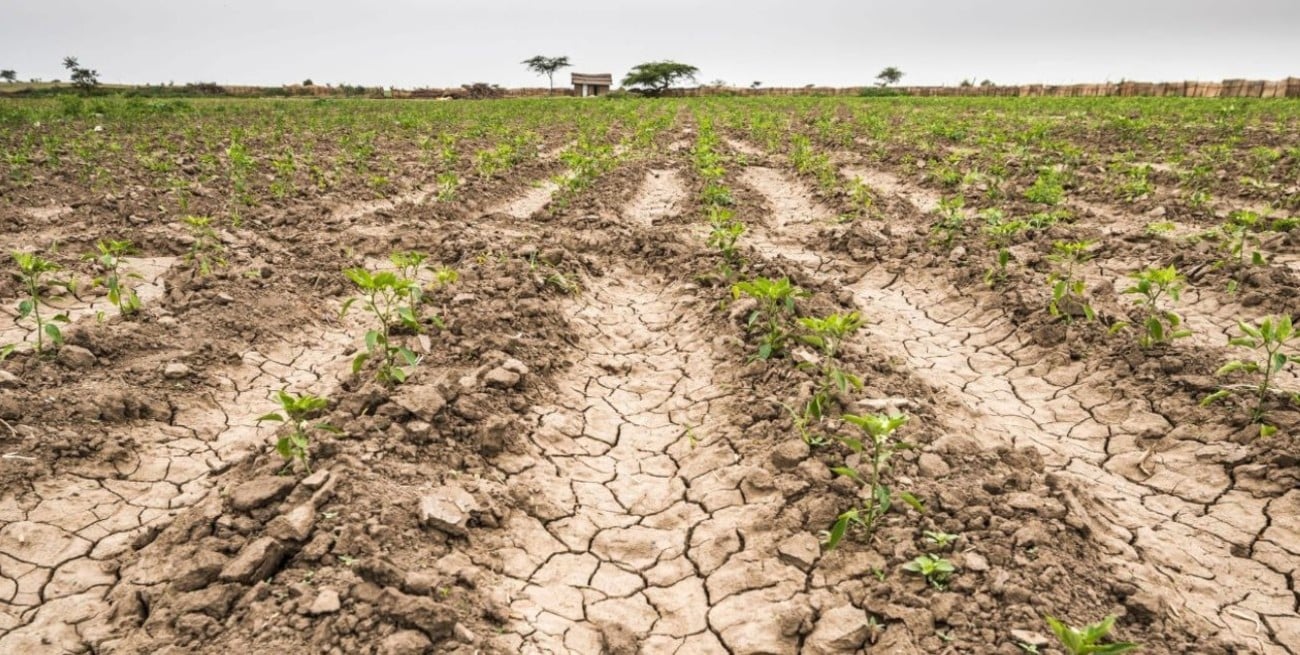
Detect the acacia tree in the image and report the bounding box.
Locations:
[621,61,699,96]
[63,56,99,94]
[876,66,904,87]
[522,55,572,94]
[0,70,16,84]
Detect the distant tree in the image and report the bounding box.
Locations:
[708,79,727,88]
[621,61,698,96]
[302,78,314,86]
[0,70,16,84]
[876,66,904,87]
[980,79,995,87]
[521,55,572,94]
[63,56,100,94]
[960,78,974,87]
[750,81,762,89]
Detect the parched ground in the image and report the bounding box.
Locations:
[0,96,1297,654]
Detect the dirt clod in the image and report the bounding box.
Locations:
[418,485,478,535]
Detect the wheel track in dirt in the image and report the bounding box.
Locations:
[480,169,828,655]
[736,163,1300,654]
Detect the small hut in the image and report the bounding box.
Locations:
[572,73,612,97]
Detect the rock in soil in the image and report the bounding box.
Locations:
[418,485,478,535]
[58,345,97,368]
[306,589,341,615]
[805,605,871,654]
[218,537,286,584]
[228,476,298,512]
[380,630,433,655]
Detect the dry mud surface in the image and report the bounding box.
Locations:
[0,119,1297,655]
[729,156,1299,653]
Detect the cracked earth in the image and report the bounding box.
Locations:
[2,110,1297,655]
[737,158,1300,653]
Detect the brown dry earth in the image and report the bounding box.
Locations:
[0,158,570,653]
[478,170,822,654]
[469,152,1215,655]
[734,154,1299,653]
[0,314,357,650]
[1,119,1291,655]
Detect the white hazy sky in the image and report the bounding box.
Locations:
[3,0,1298,88]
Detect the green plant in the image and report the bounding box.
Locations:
[1047,240,1096,323]
[389,251,430,317]
[1115,163,1154,201]
[1203,315,1300,429]
[520,55,572,94]
[930,195,965,247]
[84,239,142,316]
[181,215,225,275]
[257,390,337,474]
[1044,615,1140,655]
[824,413,923,548]
[731,277,807,360]
[11,251,71,353]
[435,171,459,201]
[982,211,1026,287]
[706,206,746,273]
[1221,210,1267,293]
[1144,220,1176,236]
[621,60,699,96]
[1120,265,1191,348]
[902,553,955,589]
[923,530,958,549]
[1025,167,1066,206]
[783,401,826,447]
[847,177,877,220]
[797,312,864,420]
[341,267,422,384]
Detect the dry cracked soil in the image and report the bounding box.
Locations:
[1,120,1297,655]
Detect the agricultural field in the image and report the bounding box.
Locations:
[0,94,1298,654]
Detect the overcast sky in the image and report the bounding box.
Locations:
[3,0,1297,89]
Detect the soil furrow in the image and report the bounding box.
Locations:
[738,163,1300,654]
[480,168,829,654]
[484,272,807,655]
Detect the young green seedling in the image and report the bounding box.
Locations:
[342,267,422,385]
[389,251,430,317]
[1025,167,1066,206]
[847,177,877,221]
[181,215,225,276]
[930,195,966,248]
[731,277,807,360]
[923,530,959,550]
[797,312,865,420]
[982,212,1027,287]
[435,171,459,202]
[11,251,71,353]
[783,401,826,447]
[257,390,337,474]
[1047,240,1096,323]
[1043,614,1140,655]
[1221,210,1267,293]
[825,413,923,549]
[1202,314,1300,432]
[85,239,141,316]
[902,553,955,589]
[1120,265,1191,348]
[706,206,746,274]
